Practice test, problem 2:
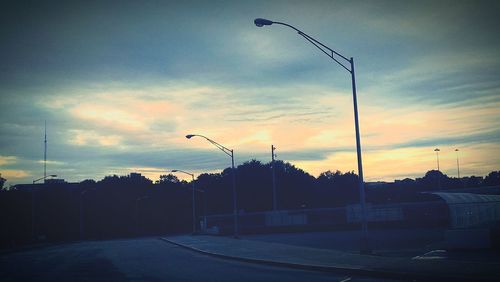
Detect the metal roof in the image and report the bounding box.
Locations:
[432,192,500,204]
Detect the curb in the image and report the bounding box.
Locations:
[159,237,486,281]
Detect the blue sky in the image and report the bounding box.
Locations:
[1,0,499,185]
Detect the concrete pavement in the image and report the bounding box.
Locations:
[161,235,500,281]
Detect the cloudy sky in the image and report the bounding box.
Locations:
[1,0,499,185]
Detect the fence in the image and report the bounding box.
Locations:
[201,196,500,235]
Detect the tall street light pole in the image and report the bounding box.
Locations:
[171,169,196,234]
[186,134,238,238]
[254,18,369,253]
[434,148,441,189]
[434,148,441,171]
[455,149,460,179]
[271,145,277,211]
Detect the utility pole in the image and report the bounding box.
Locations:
[271,145,277,211]
[455,149,460,179]
[44,120,47,183]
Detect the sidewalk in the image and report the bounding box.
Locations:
[161,235,499,281]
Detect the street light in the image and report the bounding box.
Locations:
[171,169,197,234]
[455,149,460,179]
[434,148,441,189]
[434,148,440,171]
[32,174,57,184]
[31,174,57,240]
[186,134,238,238]
[254,18,369,253]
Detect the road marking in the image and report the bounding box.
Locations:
[339,277,352,282]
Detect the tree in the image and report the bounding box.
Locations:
[236,160,273,212]
[416,170,447,190]
[315,170,359,207]
[483,171,500,186]
[156,174,180,184]
[274,161,315,209]
[0,174,5,190]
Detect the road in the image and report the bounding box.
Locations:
[0,237,397,281]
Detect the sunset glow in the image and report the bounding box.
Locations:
[1,1,498,185]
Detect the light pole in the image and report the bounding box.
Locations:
[455,149,460,179]
[32,174,57,184]
[31,174,56,240]
[271,145,277,211]
[171,169,197,234]
[254,18,369,253]
[434,148,441,171]
[186,134,238,238]
[434,148,441,189]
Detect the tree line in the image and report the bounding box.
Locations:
[0,160,498,249]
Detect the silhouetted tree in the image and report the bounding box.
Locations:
[463,175,483,188]
[483,171,500,186]
[156,174,180,184]
[0,174,6,190]
[314,170,359,207]
[236,160,273,212]
[415,170,445,190]
[274,161,315,209]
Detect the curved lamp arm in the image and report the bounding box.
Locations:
[171,169,195,180]
[186,134,233,157]
[254,18,352,73]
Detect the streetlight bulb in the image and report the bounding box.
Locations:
[186,134,194,139]
[254,18,273,27]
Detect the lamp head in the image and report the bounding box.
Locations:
[185,134,194,139]
[434,148,440,152]
[171,170,178,172]
[254,18,273,27]
[50,174,57,177]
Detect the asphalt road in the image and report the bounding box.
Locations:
[0,237,397,281]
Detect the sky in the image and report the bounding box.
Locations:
[1,0,499,185]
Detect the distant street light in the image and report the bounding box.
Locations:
[434,148,441,189]
[171,169,197,234]
[31,174,57,240]
[254,18,369,253]
[271,145,277,211]
[186,134,238,238]
[455,149,460,179]
[32,174,57,184]
[434,148,441,171]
